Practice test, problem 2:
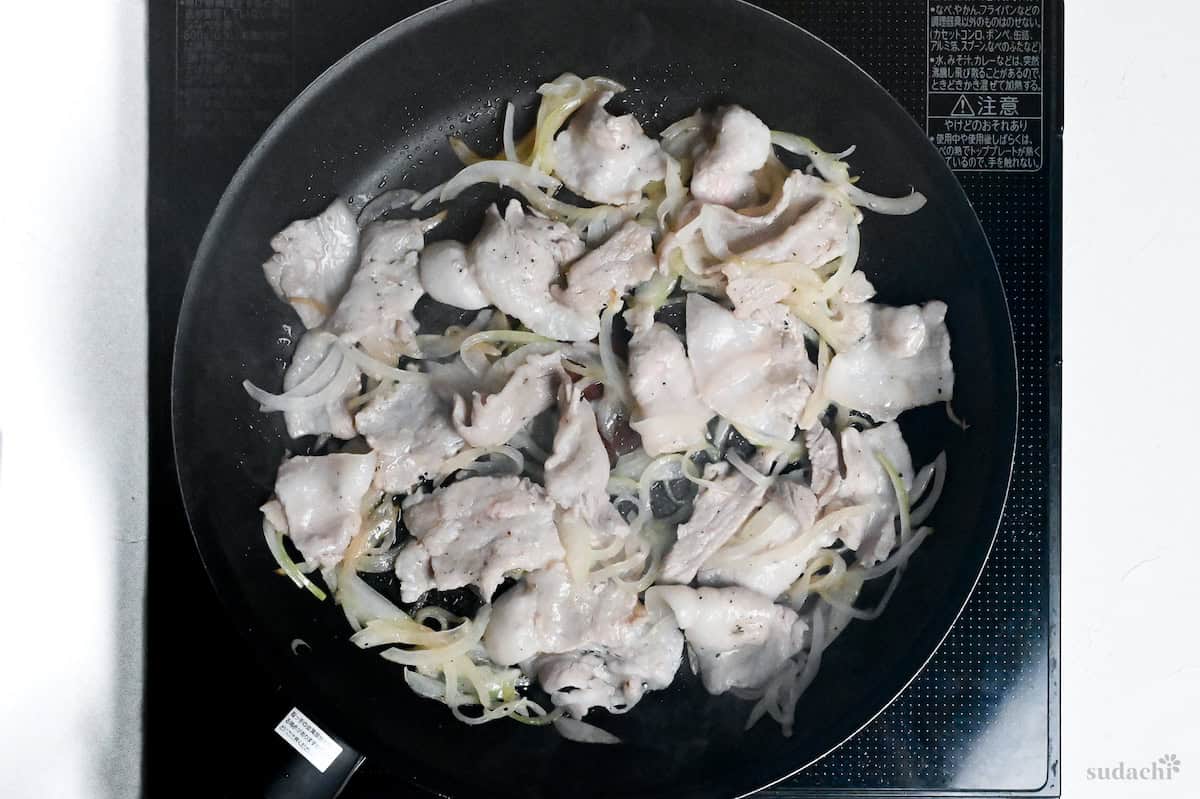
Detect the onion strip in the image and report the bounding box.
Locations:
[911,452,947,527]
[337,343,426,384]
[263,521,327,601]
[412,160,561,210]
[356,188,421,227]
[770,131,927,215]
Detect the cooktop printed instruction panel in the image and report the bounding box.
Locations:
[927,1,1044,171]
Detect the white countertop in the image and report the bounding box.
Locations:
[0,2,1198,797]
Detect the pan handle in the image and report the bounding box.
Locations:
[262,706,365,799]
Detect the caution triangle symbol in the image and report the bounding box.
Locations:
[950,94,975,117]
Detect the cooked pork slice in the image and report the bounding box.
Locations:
[647,584,808,694]
[326,218,427,362]
[660,463,767,584]
[824,301,954,422]
[353,377,464,494]
[451,349,563,448]
[262,198,360,328]
[467,200,594,340]
[659,171,857,276]
[265,451,377,567]
[832,422,914,566]
[697,482,832,599]
[690,105,772,208]
[553,93,666,205]
[279,330,360,440]
[804,423,842,506]
[686,293,815,440]
[544,381,610,516]
[483,563,639,666]
[555,221,656,317]
[393,475,562,602]
[523,609,683,718]
[627,320,712,456]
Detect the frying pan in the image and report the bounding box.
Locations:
[172,0,1018,796]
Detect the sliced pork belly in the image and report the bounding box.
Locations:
[544,381,610,516]
[659,171,857,276]
[451,349,563,448]
[824,301,954,422]
[647,584,808,694]
[393,475,562,602]
[353,377,464,495]
[832,422,914,566]
[804,423,842,506]
[523,609,684,718]
[554,221,656,318]
[659,463,766,584]
[467,200,594,340]
[326,218,428,362]
[483,563,639,666]
[553,93,666,205]
[696,482,834,600]
[262,198,359,328]
[264,451,377,567]
[686,293,815,440]
[627,320,713,456]
[689,105,772,208]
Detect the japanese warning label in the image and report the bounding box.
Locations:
[927,2,1044,172]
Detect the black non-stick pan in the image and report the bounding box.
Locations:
[172,1,1017,797]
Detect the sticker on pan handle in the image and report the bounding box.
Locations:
[927,1,1044,172]
[274,707,343,773]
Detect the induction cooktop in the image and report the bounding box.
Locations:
[145,2,1062,796]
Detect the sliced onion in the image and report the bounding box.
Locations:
[337,342,427,383]
[770,130,926,216]
[598,299,630,406]
[336,569,409,631]
[657,155,689,231]
[242,334,341,408]
[243,351,358,414]
[351,616,464,649]
[659,110,709,159]
[876,452,911,545]
[725,450,772,489]
[819,223,861,299]
[403,668,447,700]
[356,188,421,227]
[262,520,327,601]
[945,401,970,430]
[412,160,561,210]
[448,136,487,166]
[435,446,524,486]
[861,526,933,582]
[507,702,564,727]
[502,101,518,162]
[415,310,494,360]
[373,606,491,667]
[911,452,947,527]
[845,184,927,216]
[824,561,907,621]
[553,716,622,745]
